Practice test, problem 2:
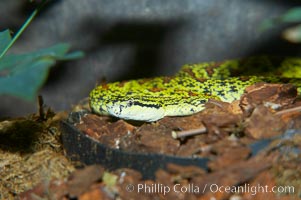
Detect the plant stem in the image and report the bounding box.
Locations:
[0,0,48,59]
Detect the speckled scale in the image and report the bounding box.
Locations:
[89,57,301,121]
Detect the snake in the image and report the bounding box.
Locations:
[89,56,301,122]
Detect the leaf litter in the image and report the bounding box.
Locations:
[1,83,301,199]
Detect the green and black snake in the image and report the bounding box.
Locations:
[89,57,301,121]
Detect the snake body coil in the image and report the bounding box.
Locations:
[89,57,301,121]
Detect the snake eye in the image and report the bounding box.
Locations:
[200,99,207,104]
[127,100,134,106]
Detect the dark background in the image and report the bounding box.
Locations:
[1,0,301,117]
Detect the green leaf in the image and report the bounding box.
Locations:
[260,7,301,32]
[259,19,275,32]
[0,30,12,55]
[0,60,54,101]
[57,51,85,60]
[0,1,84,101]
[0,43,84,101]
[280,7,301,23]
